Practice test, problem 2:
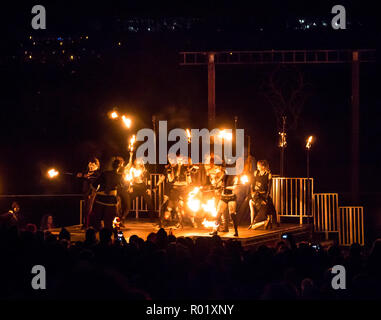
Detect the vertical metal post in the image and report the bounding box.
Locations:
[208,52,216,129]
[351,51,360,204]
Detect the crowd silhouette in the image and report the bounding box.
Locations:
[0,223,380,300]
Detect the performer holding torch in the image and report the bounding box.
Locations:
[76,158,101,229]
[90,158,123,231]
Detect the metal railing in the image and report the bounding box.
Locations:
[338,207,365,246]
[271,177,314,224]
[313,193,339,240]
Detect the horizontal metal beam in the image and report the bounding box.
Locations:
[179,49,376,65]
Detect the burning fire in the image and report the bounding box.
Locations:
[201,198,218,217]
[240,175,249,185]
[47,168,59,179]
[306,135,314,149]
[129,135,136,152]
[109,111,119,119]
[202,219,218,228]
[123,166,142,183]
[218,129,233,141]
[113,217,121,229]
[186,129,191,143]
[187,187,201,212]
[122,115,132,129]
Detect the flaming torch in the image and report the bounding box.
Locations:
[47,168,59,179]
[186,129,192,144]
[129,134,136,152]
[305,135,314,179]
[122,115,132,129]
[108,110,119,119]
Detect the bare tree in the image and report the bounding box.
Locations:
[262,65,312,131]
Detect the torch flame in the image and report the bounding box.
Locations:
[129,135,136,151]
[47,168,59,179]
[186,129,191,143]
[122,115,132,129]
[218,129,232,141]
[306,136,314,149]
[109,111,119,119]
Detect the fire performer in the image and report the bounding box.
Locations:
[76,157,101,229]
[248,160,276,230]
[209,165,239,237]
[90,158,123,231]
[157,154,191,228]
[122,152,153,219]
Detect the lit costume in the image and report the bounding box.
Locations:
[209,166,239,237]
[90,159,123,231]
[248,168,276,230]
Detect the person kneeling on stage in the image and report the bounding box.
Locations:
[210,168,239,237]
[248,160,276,230]
[90,158,123,231]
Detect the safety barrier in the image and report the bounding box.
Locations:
[271,177,314,224]
[338,207,365,246]
[313,193,339,240]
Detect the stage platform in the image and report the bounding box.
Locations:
[51,220,313,248]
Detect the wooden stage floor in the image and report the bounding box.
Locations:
[51,220,313,248]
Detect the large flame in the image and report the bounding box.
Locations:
[123,166,142,183]
[202,198,217,217]
[187,187,201,212]
[240,175,249,185]
[47,168,59,179]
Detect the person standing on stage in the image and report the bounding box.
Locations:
[122,152,153,220]
[248,160,276,230]
[209,166,239,237]
[77,157,100,229]
[157,154,189,229]
[90,158,123,231]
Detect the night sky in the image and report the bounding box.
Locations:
[0,1,379,216]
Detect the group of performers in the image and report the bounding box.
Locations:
[77,152,276,237]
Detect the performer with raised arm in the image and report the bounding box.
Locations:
[90,158,123,231]
[248,160,276,230]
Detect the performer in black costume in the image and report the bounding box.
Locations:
[76,157,100,229]
[90,158,123,231]
[157,155,191,228]
[209,165,239,237]
[248,160,276,230]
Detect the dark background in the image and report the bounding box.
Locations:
[0,1,380,239]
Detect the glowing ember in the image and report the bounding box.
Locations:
[306,135,314,149]
[202,218,218,228]
[240,175,249,185]
[122,115,132,128]
[47,168,59,179]
[278,132,287,148]
[129,135,136,151]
